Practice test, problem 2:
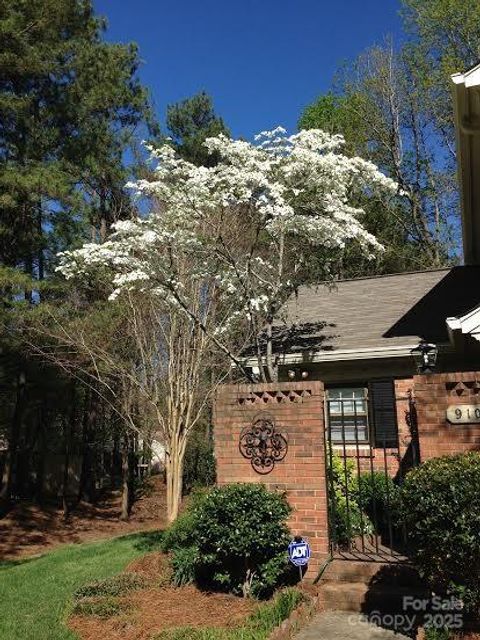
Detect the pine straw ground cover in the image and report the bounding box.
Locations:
[68,552,304,640]
[0,476,167,561]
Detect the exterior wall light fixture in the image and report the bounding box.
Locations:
[410,340,438,374]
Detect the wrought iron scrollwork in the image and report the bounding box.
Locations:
[239,413,288,475]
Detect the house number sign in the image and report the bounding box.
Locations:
[446,404,480,424]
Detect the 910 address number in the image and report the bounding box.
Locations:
[446,404,480,424]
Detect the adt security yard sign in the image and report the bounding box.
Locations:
[288,538,311,567]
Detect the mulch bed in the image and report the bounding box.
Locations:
[69,584,257,640]
[0,476,166,560]
[126,552,171,580]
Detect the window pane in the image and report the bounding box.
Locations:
[327,386,369,443]
[330,399,363,413]
[329,387,365,400]
[330,426,368,442]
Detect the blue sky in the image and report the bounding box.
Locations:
[95,0,404,139]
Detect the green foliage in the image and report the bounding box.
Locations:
[170,546,199,587]
[298,0,478,271]
[73,572,146,600]
[298,92,370,157]
[0,0,158,513]
[423,627,451,640]
[0,0,155,275]
[71,596,133,618]
[356,471,400,523]
[298,90,431,276]
[163,91,230,166]
[183,425,216,494]
[400,453,480,614]
[402,0,480,73]
[163,484,293,598]
[152,588,304,640]
[161,489,210,553]
[327,453,373,545]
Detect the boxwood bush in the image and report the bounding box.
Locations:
[400,452,480,614]
[162,483,294,598]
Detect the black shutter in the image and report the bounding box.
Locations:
[369,379,398,448]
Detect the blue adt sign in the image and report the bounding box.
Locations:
[288,538,311,567]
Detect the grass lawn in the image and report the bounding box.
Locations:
[0,530,162,640]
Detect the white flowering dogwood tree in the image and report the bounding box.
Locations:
[57,128,398,519]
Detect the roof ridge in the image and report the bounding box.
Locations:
[300,266,457,288]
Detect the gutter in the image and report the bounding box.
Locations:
[245,343,452,367]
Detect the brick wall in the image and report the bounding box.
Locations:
[214,380,328,577]
[414,371,480,459]
[213,372,480,580]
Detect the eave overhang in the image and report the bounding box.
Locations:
[245,343,452,368]
[447,305,480,343]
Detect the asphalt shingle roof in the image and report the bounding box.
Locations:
[276,266,480,355]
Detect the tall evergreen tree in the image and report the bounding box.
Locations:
[0,0,156,285]
[0,1,156,514]
[164,91,230,166]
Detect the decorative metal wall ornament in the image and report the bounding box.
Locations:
[239,412,288,475]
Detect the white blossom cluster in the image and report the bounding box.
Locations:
[57,128,399,332]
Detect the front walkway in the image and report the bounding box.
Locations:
[294,611,411,640]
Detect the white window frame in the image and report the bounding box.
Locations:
[326,386,370,444]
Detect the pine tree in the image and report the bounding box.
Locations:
[0,0,156,285]
[163,91,230,166]
[0,0,156,513]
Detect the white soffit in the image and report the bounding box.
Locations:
[447,305,480,342]
[452,63,480,88]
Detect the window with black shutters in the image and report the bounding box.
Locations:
[368,379,399,448]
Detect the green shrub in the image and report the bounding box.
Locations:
[170,546,199,586]
[71,596,133,618]
[357,471,397,509]
[330,493,373,545]
[163,483,294,598]
[328,452,358,496]
[161,488,210,553]
[327,453,372,545]
[73,572,146,600]
[400,452,480,614]
[356,471,400,527]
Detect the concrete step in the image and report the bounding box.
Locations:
[322,560,424,588]
[317,580,430,614]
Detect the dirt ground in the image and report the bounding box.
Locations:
[0,476,166,560]
[69,584,256,640]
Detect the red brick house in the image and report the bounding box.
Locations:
[214,64,480,575]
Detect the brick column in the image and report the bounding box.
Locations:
[214,380,328,578]
[414,371,480,460]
